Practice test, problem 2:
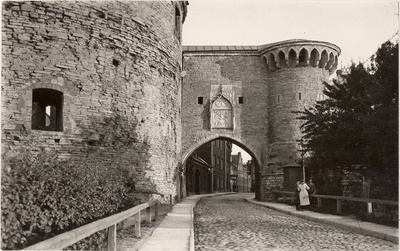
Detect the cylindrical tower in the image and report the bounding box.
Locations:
[259,39,340,196]
[2,1,187,199]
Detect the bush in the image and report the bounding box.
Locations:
[1,146,136,250]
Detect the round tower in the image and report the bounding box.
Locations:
[2,1,187,200]
[259,39,340,194]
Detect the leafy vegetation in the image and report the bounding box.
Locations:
[296,41,398,201]
[1,145,137,249]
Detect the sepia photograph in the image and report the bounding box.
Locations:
[1,0,398,250]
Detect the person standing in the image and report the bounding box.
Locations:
[298,179,310,211]
[307,178,316,205]
[294,180,300,210]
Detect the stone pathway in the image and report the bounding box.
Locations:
[194,193,399,251]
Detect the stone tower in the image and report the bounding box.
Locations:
[2,1,188,201]
[260,40,340,198]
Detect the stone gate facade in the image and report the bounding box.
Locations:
[181,40,340,200]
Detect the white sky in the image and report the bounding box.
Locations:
[232,144,252,163]
[182,0,399,67]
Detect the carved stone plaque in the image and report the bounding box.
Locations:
[210,96,233,129]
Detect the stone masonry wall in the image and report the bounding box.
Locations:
[262,66,331,200]
[182,53,269,165]
[2,1,183,200]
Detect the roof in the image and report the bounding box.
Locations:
[183,39,340,55]
[182,45,258,52]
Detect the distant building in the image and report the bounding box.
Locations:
[231,153,252,193]
[186,153,212,195]
[186,139,232,194]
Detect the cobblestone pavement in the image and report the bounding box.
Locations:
[194,193,398,251]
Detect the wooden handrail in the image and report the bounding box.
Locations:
[271,190,398,206]
[272,190,397,215]
[24,199,160,251]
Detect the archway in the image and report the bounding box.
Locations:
[182,136,262,200]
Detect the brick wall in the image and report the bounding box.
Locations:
[2,1,185,201]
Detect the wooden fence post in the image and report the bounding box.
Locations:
[107,224,116,251]
[367,202,373,214]
[146,206,152,227]
[134,211,141,238]
[317,198,321,208]
[337,199,342,214]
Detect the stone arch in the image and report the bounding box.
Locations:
[288,49,297,67]
[330,55,339,74]
[277,51,287,69]
[210,96,233,129]
[181,134,261,170]
[310,48,319,67]
[268,53,277,70]
[319,50,328,68]
[298,48,309,66]
[325,52,335,70]
[261,56,268,70]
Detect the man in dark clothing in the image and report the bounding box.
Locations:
[307,178,316,205]
[294,180,300,210]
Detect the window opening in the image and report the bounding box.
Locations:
[238,97,243,104]
[198,97,203,104]
[32,88,63,131]
[277,94,281,103]
[298,92,302,100]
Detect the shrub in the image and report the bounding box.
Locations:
[1,146,136,250]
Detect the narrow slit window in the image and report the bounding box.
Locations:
[32,88,63,131]
[277,94,281,103]
[198,97,203,104]
[238,97,243,104]
[298,92,302,100]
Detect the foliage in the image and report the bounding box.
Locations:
[1,146,136,250]
[296,41,398,197]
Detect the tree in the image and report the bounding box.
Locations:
[297,41,398,174]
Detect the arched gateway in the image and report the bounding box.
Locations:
[181,40,340,201]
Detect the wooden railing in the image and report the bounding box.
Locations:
[24,198,163,251]
[271,190,398,215]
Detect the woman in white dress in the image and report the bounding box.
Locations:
[297,179,310,211]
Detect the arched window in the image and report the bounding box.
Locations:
[32,88,63,131]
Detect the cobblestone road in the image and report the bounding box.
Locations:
[194,193,398,251]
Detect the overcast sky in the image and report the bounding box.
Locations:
[182,0,398,162]
[182,0,398,68]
